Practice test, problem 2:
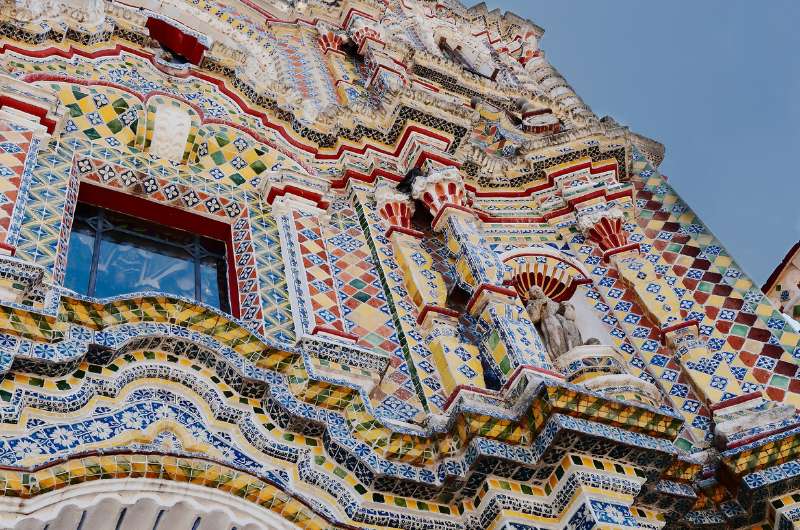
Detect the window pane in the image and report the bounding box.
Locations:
[93,231,195,299]
[65,202,231,313]
[199,257,226,310]
[63,214,96,295]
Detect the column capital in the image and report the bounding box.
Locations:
[410,165,473,229]
[347,17,385,55]
[577,206,626,248]
[262,171,331,210]
[375,184,422,238]
[317,30,345,55]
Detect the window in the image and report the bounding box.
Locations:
[65,202,230,311]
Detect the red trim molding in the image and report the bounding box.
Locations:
[442,383,494,411]
[0,241,16,256]
[0,95,58,133]
[145,17,207,66]
[431,203,475,229]
[465,283,517,314]
[502,364,565,391]
[709,390,762,413]
[602,243,640,262]
[726,421,800,450]
[385,225,424,239]
[264,185,329,210]
[311,325,359,342]
[659,319,700,344]
[416,304,460,326]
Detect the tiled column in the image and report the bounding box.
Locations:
[0,76,65,257]
[579,206,798,447]
[265,173,356,343]
[411,165,555,382]
[347,17,407,94]
[316,28,361,107]
[376,184,484,397]
[579,208,743,398]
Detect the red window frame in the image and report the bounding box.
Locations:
[76,182,241,318]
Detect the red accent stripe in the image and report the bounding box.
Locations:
[414,151,461,170]
[465,283,517,314]
[311,325,359,342]
[416,304,460,326]
[6,46,453,164]
[330,168,403,189]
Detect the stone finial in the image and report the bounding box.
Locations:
[318,31,344,54]
[410,165,467,219]
[375,185,415,231]
[576,207,627,252]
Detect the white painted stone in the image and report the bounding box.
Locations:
[149,103,191,162]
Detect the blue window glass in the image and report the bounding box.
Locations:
[64,203,230,312]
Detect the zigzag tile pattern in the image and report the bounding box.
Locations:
[0,3,796,529]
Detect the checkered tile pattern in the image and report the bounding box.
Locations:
[0,120,33,242]
[634,164,800,406]
[326,200,401,357]
[293,210,347,335]
[191,124,308,189]
[56,83,143,149]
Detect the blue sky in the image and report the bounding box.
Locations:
[480,0,800,283]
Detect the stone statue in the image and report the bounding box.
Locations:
[556,301,583,351]
[526,286,588,357]
[525,285,548,325]
[540,297,569,357]
[527,286,567,357]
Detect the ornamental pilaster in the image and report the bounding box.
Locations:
[348,18,384,55]
[410,165,556,380]
[561,163,800,448]
[315,26,358,107]
[410,164,502,290]
[342,15,408,94]
[373,183,484,396]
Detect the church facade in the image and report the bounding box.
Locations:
[0,1,798,528]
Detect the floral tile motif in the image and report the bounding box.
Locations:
[0,9,795,530]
